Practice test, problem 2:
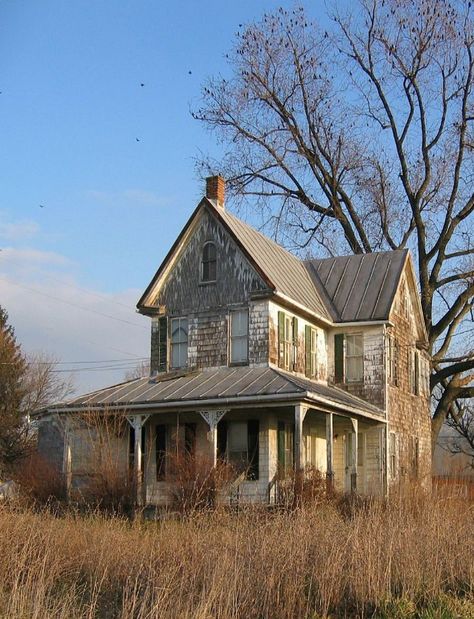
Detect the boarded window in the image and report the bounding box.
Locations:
[305,326,317,378]
[346,334,363,383]
[201,242,217,282]
[230,309,248,364]
[171,317,188,369]
[155,424,167,481]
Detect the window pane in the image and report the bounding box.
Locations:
[228,422,248,470]
[346,356,363,382]
[231,310,248,363]
[171,318,188,368]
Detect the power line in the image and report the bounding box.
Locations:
[0,276,149,330]
[0,252,136,311]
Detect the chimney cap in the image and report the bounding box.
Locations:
[205,175,225,208]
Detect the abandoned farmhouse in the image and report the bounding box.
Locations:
[38,176,432,504]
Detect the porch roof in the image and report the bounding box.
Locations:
[45,366,385,421]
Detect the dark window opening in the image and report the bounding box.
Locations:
[156,424,167,481]
[201,242,217,282]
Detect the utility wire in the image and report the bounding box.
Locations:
[0,276,148,330]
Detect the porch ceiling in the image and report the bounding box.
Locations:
[44,367,385,421]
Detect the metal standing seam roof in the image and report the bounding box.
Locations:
[304,250,408,322]
[46,366,384,418]
[213,204,332,322]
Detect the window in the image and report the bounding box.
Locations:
[217,420,259,479]
[230,309,249,364]
[170,317,188,369]
[201,241,216,283]
[408,348,419,395]
[387,333,398,386]
[389,432,397,479]
[155,424,167,480]
[409,436,419,479]
[278,311,298,371]
[308,429,326,470]
[277,421,294,476]
[345,334,364,383]
[305,326,318,378]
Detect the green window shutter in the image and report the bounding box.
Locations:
[292,317,298,344]
[305,325,312,377]
[334,333,344,383]
[278,311,285,367]
[158,316,168,373]
[247,420,259,480]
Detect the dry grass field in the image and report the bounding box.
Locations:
[0,489,472,619]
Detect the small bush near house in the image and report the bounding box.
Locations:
[0,489,472,618]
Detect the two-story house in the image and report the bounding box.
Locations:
[38,176,432,504]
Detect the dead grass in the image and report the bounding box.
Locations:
[0,490,472,618]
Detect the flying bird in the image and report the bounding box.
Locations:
[188,70,192,75]
[140,83,145,87]
[39,204,45,208]
[136,138,140,142]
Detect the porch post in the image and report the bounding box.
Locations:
[350,418,358,493]
[294,404,308,472]
[126,414,150,506]
[198,410,228,466]
[326,413,334,490]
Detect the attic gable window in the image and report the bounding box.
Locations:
[201,241,217,283]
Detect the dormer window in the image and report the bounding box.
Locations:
[201,241,216,283]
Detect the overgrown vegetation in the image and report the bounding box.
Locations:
[0,490,472,618]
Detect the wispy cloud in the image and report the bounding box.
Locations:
[86,189,172,208]
[0,219,39,241]
[0,247,73,267]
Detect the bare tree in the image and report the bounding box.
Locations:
[194,1,474,449]
[22,352,74,419]
[124,360,150,381]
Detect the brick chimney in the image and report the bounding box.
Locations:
[205,175,225,208]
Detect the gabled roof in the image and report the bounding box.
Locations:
[304,250,408,322]
[44,366,384,420]
[138,198,331,322]
[212,203,331,321]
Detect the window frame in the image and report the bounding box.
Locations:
[345,333,364,383]
[201,241,217,284]
[229,308,249,365]
[170,316,188,369]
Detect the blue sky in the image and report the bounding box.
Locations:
[1,0,303,393]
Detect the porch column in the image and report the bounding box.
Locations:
[350,418,358,493]
[198,410,228,466]
[326,413,334,490]
[126,414,150,506]
[294,404,308,472]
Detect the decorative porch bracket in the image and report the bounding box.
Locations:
[126,414,151,506]
[350,418,358,493]
[198,410,228,466]
[294,404,308,472]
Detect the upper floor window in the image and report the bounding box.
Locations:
[278,311,298,371]
[387,333,399,386]
[230,309,248,364]
[170,317,188,368]
[305,326,318,378]
[334,333,364,383]
[346,334,363,382]
[201,241,216,283]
